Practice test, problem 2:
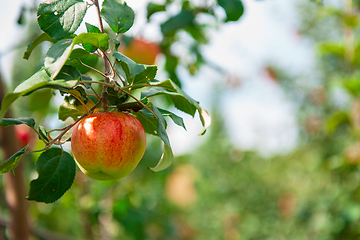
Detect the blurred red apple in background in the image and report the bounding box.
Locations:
[119,37,161,65]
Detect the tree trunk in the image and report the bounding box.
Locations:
[0,75,30,240]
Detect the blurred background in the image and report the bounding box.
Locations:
[2,0,360,239]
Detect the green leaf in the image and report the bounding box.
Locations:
[141,79,211,135]
[23,33,55,60]
[44,39,74,79]
[113,38,121,50]
[38,126,50,142]
[85,22,101,34]
[147,3,166,20]
[37,0,87,39]
[0,118,35,128]
[135,108,158,135]
[27,148,76,203]
[113,51,146,78]
[0,146,28,175]
[58,98,95,121]
[0,70,78,119]
[74,33,109,52]
[149,144,173,172]
[133,66,157,84]
[161,10,195,34]
[80,75,93,89]
[118,61,131,83]
[100,0,135,34]
[158,108,186,130]
[107,87,128,106]
[84,23,102,52]
[44,33,108,79]
[67,54,99,74]
[54,65,81,81]
[217,0,244,22]
[151,104,171,147]
[326,112,350,134]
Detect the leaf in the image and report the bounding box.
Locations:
[74,33,109,52]
[217,0,244,22]
[135,108,158,135]
[23,33,55,60]
[38,126,50,142]
[107,87,128,106]
[84,23,102,52]
[141,79,211,135]
[113,38,121,50]
[45,33,108,79]
[37,0,87,39]
[133,66,157,84]
[161,10,195,34]
[58,98,95,121]
[100,0,135,34]
[80,75,93,89]
[0,118,35,128]
[54,65,81,81]
[151,104,171,147]
[0,146,28,175]
[67,49,100,74]
[113,51,145,78]
[44,39,74,79]
[149,144,173,172]
[0,70,78,119]
[85,22,101,33]
[147,3,166,20]
[158,108,186,130]
[27,148,76,203]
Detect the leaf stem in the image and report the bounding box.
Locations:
[75,59,107,78]
[119,89,158,119]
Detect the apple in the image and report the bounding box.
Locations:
[119,37,161,65]
[14,124,35,148]
[71,112,146,180]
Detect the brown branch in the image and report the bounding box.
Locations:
[0,74,30,240]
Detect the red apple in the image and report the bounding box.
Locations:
[14,124,35,148]
[119,37,161,65]
[71,112,146,180]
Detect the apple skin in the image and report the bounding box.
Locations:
[71,112,146,180]
[119,37,161,65]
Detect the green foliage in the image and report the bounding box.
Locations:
[27,148,76,203]
[100,0,134,34]
[0,146,28,175]
[37,0,87,39]
[0,0,220,204]
[217,0,244,22]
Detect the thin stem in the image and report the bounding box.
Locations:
[92,0,104,33]
[92,0,110,112]
[45,99,102,148]
[80,80,114,88]
[119,89,158,119]
[90,87,101,100]
[76,60,107,78]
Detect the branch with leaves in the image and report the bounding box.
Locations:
[0,0,211,204]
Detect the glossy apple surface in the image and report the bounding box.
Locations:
[71,112,146,180]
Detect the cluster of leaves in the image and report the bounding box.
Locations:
[0,0,210,203]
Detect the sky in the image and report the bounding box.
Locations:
[0,0,320,157]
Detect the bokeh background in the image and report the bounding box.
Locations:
[2,0,360,239]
